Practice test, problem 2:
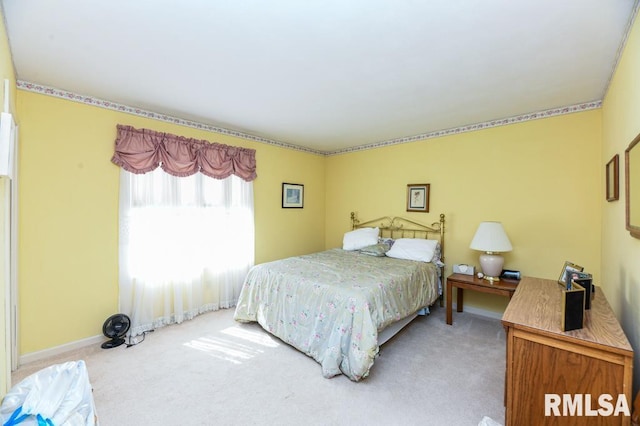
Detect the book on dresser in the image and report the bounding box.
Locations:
[502,276,633,426]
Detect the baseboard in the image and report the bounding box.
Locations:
[18,334,103,367]
[451,303,504,321]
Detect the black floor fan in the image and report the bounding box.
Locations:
[101,313,131,349]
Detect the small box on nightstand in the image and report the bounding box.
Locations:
[453,264,475,275]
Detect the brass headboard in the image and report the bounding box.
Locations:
[350,211,445,265]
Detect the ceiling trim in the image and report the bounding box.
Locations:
[329,100,602,156]
[16,80,326,156]
[17,80,601,157]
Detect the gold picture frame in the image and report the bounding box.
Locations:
[558,261,584,286]
[406,184,430,212]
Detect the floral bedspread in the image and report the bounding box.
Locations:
[233,248,439,381]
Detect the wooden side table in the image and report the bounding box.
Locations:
[446,273,519,325]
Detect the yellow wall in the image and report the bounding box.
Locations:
[16,90,326,354]
[17,88,603,354]
[602,13,640,393]
[326,110,602,314]
[0,5,16,396]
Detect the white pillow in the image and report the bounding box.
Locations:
[342,227,380,251]
[385,238,439,262]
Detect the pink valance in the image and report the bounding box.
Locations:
[111,124,257,181]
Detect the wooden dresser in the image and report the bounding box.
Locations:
[502,277,633,425]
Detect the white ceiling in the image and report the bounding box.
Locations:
[2,0,638,154]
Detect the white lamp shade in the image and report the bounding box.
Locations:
[470,222,512,253]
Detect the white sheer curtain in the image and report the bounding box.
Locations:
[118,168,254,336]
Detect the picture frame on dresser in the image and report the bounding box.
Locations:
[558,261,583,286]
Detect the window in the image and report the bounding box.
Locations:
[119,169,254,335]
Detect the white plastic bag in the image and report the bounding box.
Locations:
[0,360,97,425]
[478,416,502,426]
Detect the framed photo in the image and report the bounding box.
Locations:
[406,184,430,212]
[558,261,584,285]
[606,154,619,202]
[282,183,304,208]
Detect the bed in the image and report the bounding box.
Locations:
[233,212,445,381]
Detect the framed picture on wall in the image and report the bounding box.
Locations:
[406,184,430,212]
[282,183,304,208]
[606,154,619,202]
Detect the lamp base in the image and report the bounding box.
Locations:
[478,252,504,283]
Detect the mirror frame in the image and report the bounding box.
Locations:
[625,132,640,238]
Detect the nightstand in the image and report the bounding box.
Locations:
[446,273,519,325]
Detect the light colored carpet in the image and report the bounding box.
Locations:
[11,305,505,425]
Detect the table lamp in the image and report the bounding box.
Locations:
[469,221,512,282]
